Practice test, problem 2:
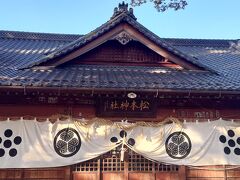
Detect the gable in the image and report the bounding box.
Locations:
[31,26,204,71]
[28,3,208,72]
[62,40,182,69]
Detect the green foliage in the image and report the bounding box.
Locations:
[130,0,188,12]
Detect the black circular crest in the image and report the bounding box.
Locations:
[110,130,136,147]
[9,148,17,157]
[4,140,12,148]
[237,137,240,145]
[110,137,118,143]
[4,129,13,138]
[228,130,235,137]
[54,128,81,157]
[0,148,5,157]
[234,148,240,155]
[165,131,191,159]
[120,130,127,138]
[224,147,231,154]
[128,138,135,146]
[228,139,236,147]
[0,129,22,158]
[14,136,22,145]
[219,135,226,143]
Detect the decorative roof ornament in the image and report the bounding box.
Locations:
[111,1,137,20]
[115,31,133,45]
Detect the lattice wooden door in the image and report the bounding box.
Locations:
[72,148,181,180]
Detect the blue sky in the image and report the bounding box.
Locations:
[1,0,240,39]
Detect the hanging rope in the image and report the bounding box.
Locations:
[73,116,182,130]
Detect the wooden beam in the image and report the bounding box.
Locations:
[123,23,202,70]
[51,24,125,67]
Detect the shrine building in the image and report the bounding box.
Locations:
[0,2,240,180]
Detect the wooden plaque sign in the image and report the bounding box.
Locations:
[96,98,157,118]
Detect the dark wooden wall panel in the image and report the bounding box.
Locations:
[66,40,165,65]
[73,172,98,180]
[129,173,154,180]
[187,166,225,180]
[101,172,124,180]
[0,167,68,180]
[0,104,95,119]
[0,104,240,122]
[156,172,179,180]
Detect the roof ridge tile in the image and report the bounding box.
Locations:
[0,30,82,42]
[162,38,237,47]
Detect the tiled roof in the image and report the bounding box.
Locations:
[0,64,237,91]
[0,30,81,69]
[0,3,240,92]
[0,30,240,91]
[0,30,82,41]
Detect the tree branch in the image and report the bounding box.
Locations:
[130,0,188,12]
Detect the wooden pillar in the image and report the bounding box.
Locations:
[21,169,24,179]
[223,165,227,180]
[178,165,186,180]
[97,159,101,180]
[64,166,71,180]
[124,160,129,180]
[152,160,156,180]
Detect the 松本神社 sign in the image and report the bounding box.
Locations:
[0,119,239,168]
